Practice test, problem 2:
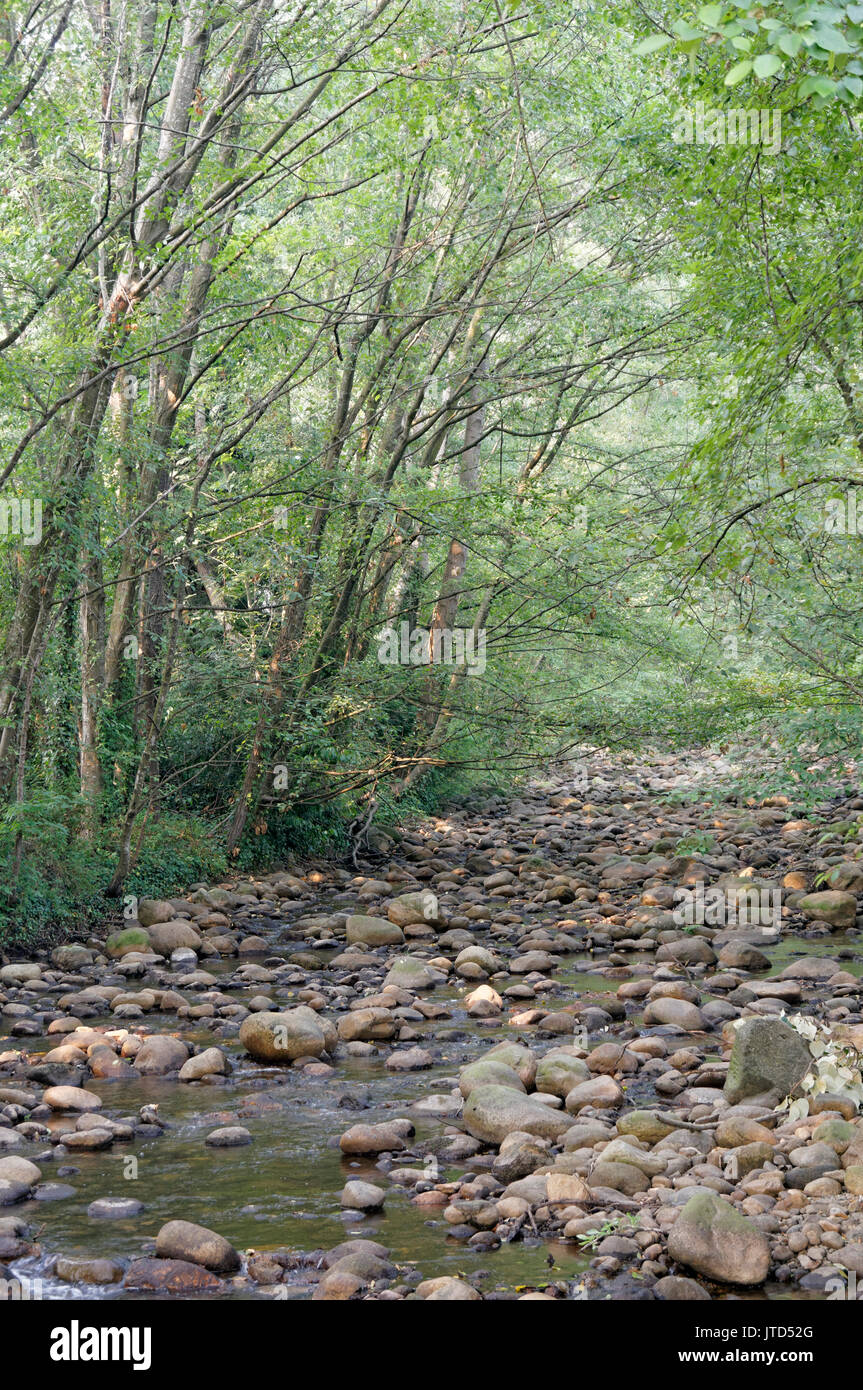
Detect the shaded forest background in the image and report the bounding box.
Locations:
[2,0,863,939]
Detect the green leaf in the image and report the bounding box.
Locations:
[725,59,753,85]
[634,34,673,55]
[798,73,838,96]
[697,4,724,26]
[811,24,853,53]
[672,19,705,41]
[754,52,784,77]
[778,31,803,56]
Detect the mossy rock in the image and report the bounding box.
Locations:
[105,927,150,958]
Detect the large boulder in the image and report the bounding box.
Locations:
[458,1058,526,1098]
[717,940,771,971]
[535,1053,591,1099]
[137,899,176,927]
[0,962,41,983]
[387,891,441,927]
[133,1035,191,1075]
[178,1047,229,1081]
[667,1191,770,1285]
[564,1075,623,1113]
[454,945,497,976]
[51,944,97,970]
[724,1017,811,1106]
[105,927,150,958]
[124,1258,224,1293]
[616,1110,677,1144]
[0,1156,41,1187]
[43,1085,103,1112]
[798,890,857,928]
[345,914,404,947]
[484,1041,538,1089]
[824,863,863,893]
[239,1007,332,1063]
[382,957,446,991]
[155,1220,240,1273]
[643,997,706,1032]
[656,936,717,966]
[337,1008,397,1043]
[147,920,201,955]
[463,1084,573,1144]
[339,1121,412,1155]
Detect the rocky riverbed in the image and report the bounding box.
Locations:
[4,748,863,1301]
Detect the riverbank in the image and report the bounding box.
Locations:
[3,747,863,1301]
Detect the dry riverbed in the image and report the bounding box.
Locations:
[4,748,863,1302]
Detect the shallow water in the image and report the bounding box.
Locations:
[3,909,859,1299]
[3,950,603,1298]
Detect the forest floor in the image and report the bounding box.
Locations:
[3,748,863,1301]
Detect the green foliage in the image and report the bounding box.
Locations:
[3,0,863,940]
[633,0,863,106]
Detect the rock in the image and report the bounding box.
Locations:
[455,945,497,975]
[339,1121,411,1155]
[715,1116,774,1148]
[824,862,863,893]
[667,1191,770,1286]
[416,1276,481,1300]
[43,1085,102,1112]
[0,1156,41,1186]
[105,927,150,958]
[657,937,717,966]
[385,1047,433,1071]
[643,997,706,1031]
[463,1084,573,1144]
[55,1256,123,1285]
[387,891,440,927]
[546,1171,591,1205]
[51,945,96,970]
[137,898,176,927]
[777,957,842,980]
[459,1058,526,1098]
[723,1017,811,1105]
[147,920,201,955]
[484,1042,538,1088]
[599,1138,666,1176]
[87,1197,144,1219]
[206,1126,251,1147]
[564,1075,623,1113]
[134,1035,191,1075]
[535,1053,590,1098]
[588,1161,649,1195]
[654,1274,711,1300]
[337,1008,397,1042]
[616,1110,677,1143]
[465,983,503,1015]
[313,1270,365,1300]
[717,941,771,970]
[798,891,857,928]
[154,1219,240,1273]
[382,957,445,991]
[340,1180,385,1211]
[492,1136,548,1182]
[345,914,404,947]
[178,1047,228,1081]
[124,1257,224,1292]
[844,1165,863,1194]
[62,1128,115,1150]
[0,962,41,983]
[239,1007,331,1062]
